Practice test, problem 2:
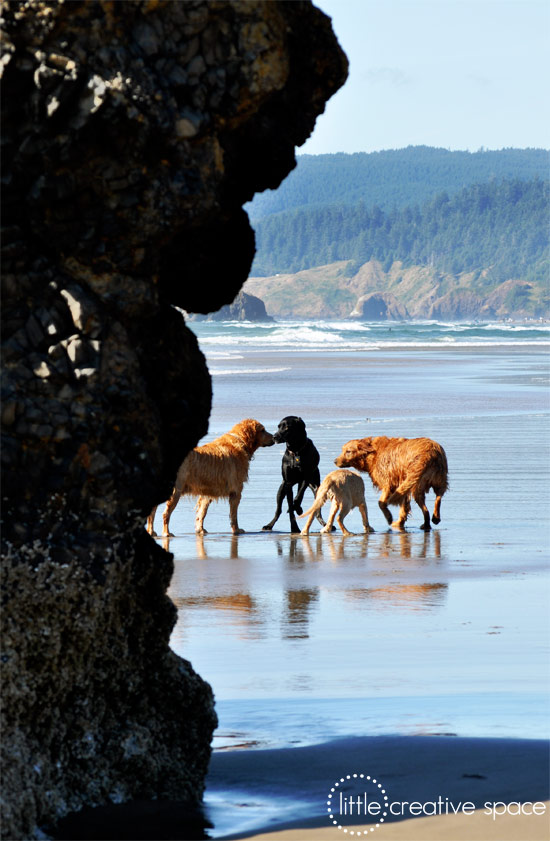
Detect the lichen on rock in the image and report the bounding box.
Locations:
[0,1,347,837]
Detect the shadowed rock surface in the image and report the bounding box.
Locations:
[0,1,347,837]
[350,291,409,321]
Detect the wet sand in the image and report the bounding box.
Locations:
[207,736,549,840]
[157,343,550,839]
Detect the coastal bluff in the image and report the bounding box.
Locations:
[0,2,347,838]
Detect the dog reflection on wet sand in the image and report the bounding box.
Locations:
[298,529,441,563]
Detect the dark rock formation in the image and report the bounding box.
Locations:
[350,291,409,320]
[188,291,274,322]
[0,2,347,838]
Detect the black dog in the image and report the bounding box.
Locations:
[262,416,328,534]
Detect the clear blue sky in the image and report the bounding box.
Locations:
[301,0,550,154]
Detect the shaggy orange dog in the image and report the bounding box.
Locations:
[335,436,448,530]
[299,469,374,536]
[147,419,274,537]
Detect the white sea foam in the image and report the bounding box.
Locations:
[204,337,549,352]
[206,351,245,360]
[210,367,291,376]
[192,319,550,354]
[200,326,347,347]
[217,320,279,329]
[317,321,371,332]
[480,322,550,332]
[364,340,550,348]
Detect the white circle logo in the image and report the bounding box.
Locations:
[327,773,389,835]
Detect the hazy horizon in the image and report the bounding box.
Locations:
[295,144,550,157]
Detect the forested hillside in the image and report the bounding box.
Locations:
[250,178,549,286]
[246,146,550,220]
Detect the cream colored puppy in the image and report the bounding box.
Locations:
[299,469,374,536]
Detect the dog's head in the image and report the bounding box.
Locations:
[334,438,375,469]
[273,415,307,445]
[231,419,274,453]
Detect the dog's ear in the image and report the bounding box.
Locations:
[356,438,374,454]
[232,418,262,452]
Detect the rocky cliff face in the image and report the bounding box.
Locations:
[246,260,545,320]
[350,291,409,320]
[0,2,347,837]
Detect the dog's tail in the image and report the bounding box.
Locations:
[298,475,333,519]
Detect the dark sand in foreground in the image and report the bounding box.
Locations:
[208,735,550,840]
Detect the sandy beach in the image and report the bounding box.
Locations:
[155,329,550,840]
[230,809,550,841]
[141,326,550,841]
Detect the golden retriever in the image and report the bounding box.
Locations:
[335,436,448,530]
[299,468,374,536]
[147,419,274,537]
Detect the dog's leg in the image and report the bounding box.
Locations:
[293,480,308,515]
[359,502,374,534]
[146,505,158,537]
[378,490,394,526]
[287,485,301,534]
[300,507,317,536]
[393,497,410,530]
[262,482,286,530]
[432,487,444,524]
[414,490,431,531]
[308,483,332,529]
[321,499,339,534]
[336,501,355,536]
[195,496,212,534]
[162,489,182,537]
[229,490,245,535]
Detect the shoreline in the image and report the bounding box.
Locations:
[51,735,550,840]
[207,735,550,840]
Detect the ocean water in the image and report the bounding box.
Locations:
[152,319,550,832]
